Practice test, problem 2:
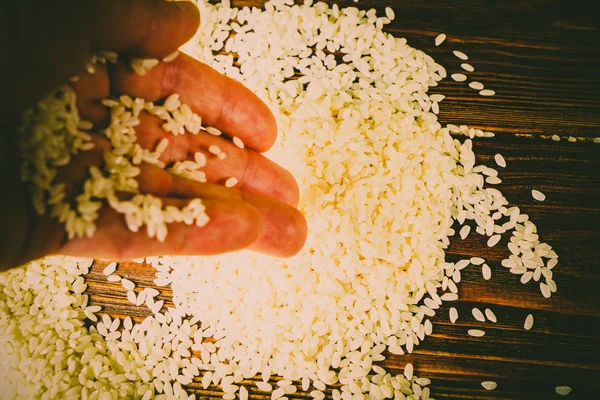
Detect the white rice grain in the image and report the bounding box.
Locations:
[126,290,137,304]
[459,225,471,239]
[121,279,135,291]
[450,307,459,323]
[404,363,414,380]
[103,262,118,276]
[472,308,485,322]
[232,136,245,149]
[487,234,501,247]
[532,189,546,201]
[163,50,180,63]
[470,257,485,265]
[453,50,469,60]
[482,263,492,280]
[555,386,572,395]
[486,176,502,184]
[441,293,458,301]
[385,7,395,20]
[524,314,534,330]
[435,33,447,46]
[494,154,506,168]
[484,308,497,323]
[481,381,497,390]
[468,329,486,337]
[451,73,467,82]
[206,126,222,136]
[257,382,272,392]
[208,145,222,155]
[458,64,474,74]
[240,386,249,400]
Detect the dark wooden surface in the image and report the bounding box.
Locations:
[84,1,600,399]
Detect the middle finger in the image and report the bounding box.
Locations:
[134,112,300,206]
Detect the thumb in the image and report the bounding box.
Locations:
[1,0,200,121]
[89,0,200,58]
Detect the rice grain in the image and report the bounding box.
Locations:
[494,154,506,168]
[450,307,459,323]
[472,308,485,322]
[453,50,469,60]
[451,73,467,82]
[232,136,245,149]
[435,33,447,46]
[555,386,572,395]
[461,63,475,72]
[481,381,497,390]
[532,189,546,201]
[487,234,501,247]
[524,314,534,330]
[468,329,486,337]
[482,264,492,280]
[102,262,118,276]
[484,308,497,323]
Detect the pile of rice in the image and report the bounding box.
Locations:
[0,1,559,399]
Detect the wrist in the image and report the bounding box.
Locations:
[0,127,29,270]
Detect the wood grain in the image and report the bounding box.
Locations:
[84,1,600,399]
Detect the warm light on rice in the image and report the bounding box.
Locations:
[2,1,562,399]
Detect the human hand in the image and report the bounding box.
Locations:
[0,0,307,270]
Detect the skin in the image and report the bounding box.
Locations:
[0,0,307,271]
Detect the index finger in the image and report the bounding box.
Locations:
[110,53,278,152]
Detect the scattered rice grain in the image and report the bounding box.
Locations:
[524,313,534,330]
[481,381,497,390]
[532,189,546,201]
[453,50,469,60]
[435,33,447,46]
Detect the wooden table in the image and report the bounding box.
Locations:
[85,1,600,399]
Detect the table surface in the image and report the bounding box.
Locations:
[84,1,600,399]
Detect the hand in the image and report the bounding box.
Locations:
[0,0,307,270]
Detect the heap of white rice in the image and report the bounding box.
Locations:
[1,1,559,399]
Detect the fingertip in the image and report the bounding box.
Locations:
[259,100,278,151]
[137,0,200,58]
[223,78,278,153]
[195,199,264,253]
[255,105,278,152]
[283,170,301,207]
[174,0,201,23]
[277,206,308,257]
[242,151,300,207]
[243,193,308,258]
[91,0,200,58]
[170,0,201,50]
